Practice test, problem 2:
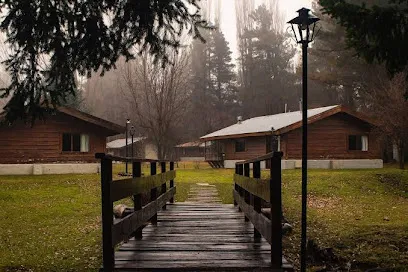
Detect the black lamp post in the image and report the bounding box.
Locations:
[125,119,130,174]
[287,8,320,272]
[130,126,135,158]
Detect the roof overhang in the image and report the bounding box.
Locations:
[200,106,377,141]
[58,107,124,135]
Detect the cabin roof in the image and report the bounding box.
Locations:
[0,106,124,135]
[106,137,147,149]
[58,107,124,135]
[175,141,205,148]
[200,105,375,141]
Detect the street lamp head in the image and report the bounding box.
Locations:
[287,7,320,44]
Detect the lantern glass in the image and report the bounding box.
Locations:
[130,126,135,136]
[288,8,320,44]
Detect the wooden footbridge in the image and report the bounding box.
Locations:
[96,152,293,271]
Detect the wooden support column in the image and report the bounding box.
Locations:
[133,161,143,239]
[100,157,114,271]
[161,162,167,210]
[253,161,262,239]
[169,162,175,203]
[270,152,283,269]
[150,162,158,224]
[244,163,250,222]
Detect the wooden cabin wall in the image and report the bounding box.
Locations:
[282,113,381,159]
[224,137,268,160]
[0,113,110,163]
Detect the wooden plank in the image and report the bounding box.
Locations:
[114,259,293,270]
[111,170,176,202]
[112,187,176,246]
[234,174,270,202]
[111,202,293,272]
[115,251,273,261]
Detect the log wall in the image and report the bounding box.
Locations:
[0,112,112,163]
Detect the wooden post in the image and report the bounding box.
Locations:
[133,161,143,239]
[100,157,114,271]
[169,162,175,203]
[237,164,244,212]
[270,152,283,269]
[253,161,262,239]
[150,162,158,224]
[244,163,250,222]
[161,162,167,210]
[233,164,238,206]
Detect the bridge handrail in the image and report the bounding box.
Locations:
[233,151,283,270]
[96,152,170,163]
[97,153,176,271]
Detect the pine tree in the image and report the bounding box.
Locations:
[239,5,297,117]
[188,28,239,137]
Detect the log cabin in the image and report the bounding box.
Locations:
[106,137,158,160]
[0,107,124,175]
[174,141,205,161]
[201,105,383,169]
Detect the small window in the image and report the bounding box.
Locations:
[62,133,89,152]
[62,133,71,151]
[349,135,368,151]
[72,134,81,151]
[235,139,246,152]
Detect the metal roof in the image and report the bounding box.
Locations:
[201,105,339,140]
[106,137,146,149]
[175,141,205,148]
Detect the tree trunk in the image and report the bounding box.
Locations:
[398,143,405,170]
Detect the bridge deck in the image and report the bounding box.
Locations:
[114,203,291,271]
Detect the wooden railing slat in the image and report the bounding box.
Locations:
[233,174,269,202]
[112,187,176,246]
[110,171,176,202]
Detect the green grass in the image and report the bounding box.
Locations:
[0,164,407,271]
[281,168,408,271]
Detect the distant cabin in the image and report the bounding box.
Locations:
[0,107,123,175]
[201,105,383,169]
[174,141,205,161]
[106,137,158,160]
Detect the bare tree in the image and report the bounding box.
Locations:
[365,72,408,169]
[118,50,191,159]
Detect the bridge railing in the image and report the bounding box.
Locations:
[234,151,283,270]
[96,153,176,271]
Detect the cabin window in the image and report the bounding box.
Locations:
[348,135,368,151]
[62,133,89,152]
[235,139,246,152]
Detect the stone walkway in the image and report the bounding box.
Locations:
[186,183,222,204]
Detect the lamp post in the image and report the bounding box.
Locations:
[130,126,135,159]
[125,119,130,174]
[287,8,320,272]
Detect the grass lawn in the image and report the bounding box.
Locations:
[0,163,407,271]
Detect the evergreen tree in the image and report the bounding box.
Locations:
[188,28,239,137]
[307,0,380,109]
[239,5,297,117]
[319,0,408,84]
[0,0,209,123]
